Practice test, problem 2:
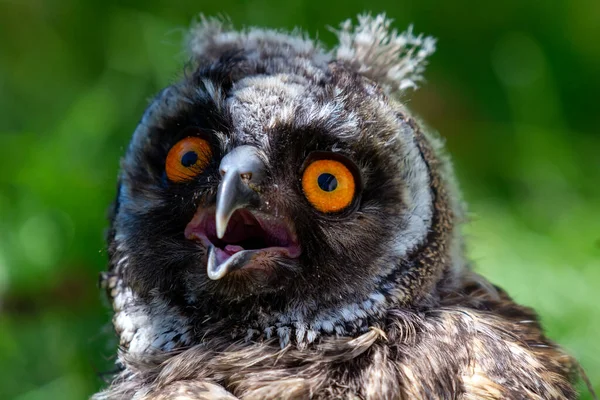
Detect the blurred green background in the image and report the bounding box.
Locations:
[0,0,598,398]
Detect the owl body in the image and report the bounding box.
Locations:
[96,15,579,399]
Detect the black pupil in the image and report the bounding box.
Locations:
[181,151,198,167]
[317,173,338,192]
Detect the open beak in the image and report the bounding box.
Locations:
[185,146,301,280]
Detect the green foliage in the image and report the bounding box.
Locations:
[0,0,598,398]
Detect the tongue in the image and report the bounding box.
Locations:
[224,244,244,255]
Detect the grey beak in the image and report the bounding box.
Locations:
[215,145,265,238]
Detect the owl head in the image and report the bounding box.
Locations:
[105,14,464,350]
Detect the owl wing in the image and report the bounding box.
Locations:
[380,276,579,399]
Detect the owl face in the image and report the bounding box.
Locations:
[109,16,445,340]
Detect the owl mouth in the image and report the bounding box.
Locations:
[184,208,301,280]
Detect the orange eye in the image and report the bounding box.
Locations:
[302,159,356,213]
[166,137,213,182]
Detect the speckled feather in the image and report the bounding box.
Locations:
[95,14,582,400]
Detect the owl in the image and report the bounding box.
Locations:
[95,14,583,400]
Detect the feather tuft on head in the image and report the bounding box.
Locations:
[188,15,320,66]
[332,13,436,93]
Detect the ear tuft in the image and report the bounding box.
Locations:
[332,13,436,93]
[187,15,235,62]
[187,15,320,66]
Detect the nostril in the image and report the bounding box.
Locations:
[240,172,252,183]
[218,145,265,185]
